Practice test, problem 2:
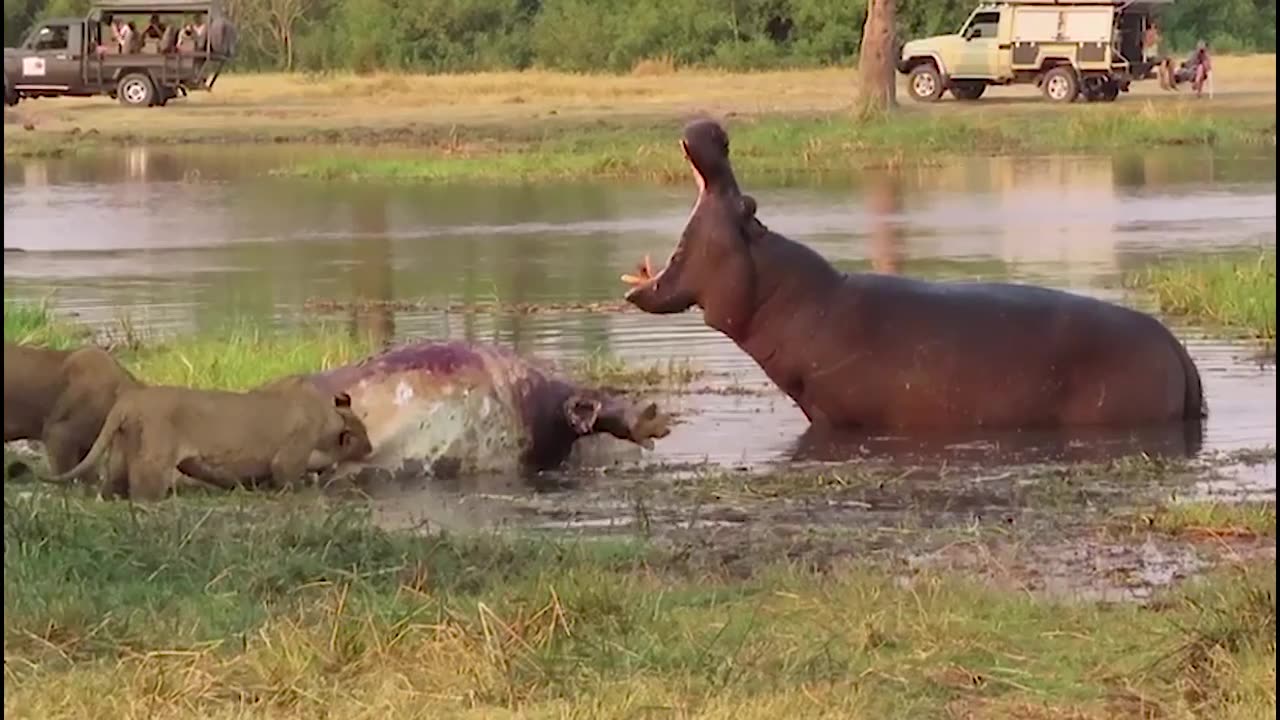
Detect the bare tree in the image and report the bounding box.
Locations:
[855,0,897,115]
[265,0,312,71]
[225,0,311,70]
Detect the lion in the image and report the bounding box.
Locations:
[51,375,373,501]
[4,342,143,481]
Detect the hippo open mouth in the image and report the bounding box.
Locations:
[619,140,701,297]
[622,122,739,315]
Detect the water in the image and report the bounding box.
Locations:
[4,146,1276,488]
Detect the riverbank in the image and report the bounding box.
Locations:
[1126,249,1277,352]
[1,300,702,393]
[3,486,1274,720]
[4,58,1276,182]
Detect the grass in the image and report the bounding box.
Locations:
[2,301,705,393]
[2,297,92,349]
[1126,250,1277,348]
[569,350,704,390]
[4,56,1275,181]
[261,105,1277,184]
[1,487,1274,719]
[1143,501,1278,539]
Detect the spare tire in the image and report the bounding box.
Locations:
[206,17,238,57]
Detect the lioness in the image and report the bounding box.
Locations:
[4,342,143,480]
[52,376,373,501]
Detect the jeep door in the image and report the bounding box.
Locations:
[17,22,83,91]
[951,9,1002,78]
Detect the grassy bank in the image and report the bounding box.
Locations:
[4,58,1276,181]
[1126,250,1277,349]
[274,106,1278,184]
[4,487,1275,719]
[2,300,700,392]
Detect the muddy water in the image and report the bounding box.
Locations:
[6,144,1276,599]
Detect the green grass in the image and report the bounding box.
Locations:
[270,108,1278,184]
[3,486,1274,719]
[569,350,704,390]
[2,297,92,349]
[119,323,373,391]
[1126,250,1277,347]
[1143,501,1278,538]
[3,301,696,393]
[4,303,371,391]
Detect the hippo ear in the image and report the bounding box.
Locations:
[564,396,601,435]
[738,195,757,222]
[333,392,352,409]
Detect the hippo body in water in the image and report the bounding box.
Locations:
[622,119,1204,432]
[306,341,671,479]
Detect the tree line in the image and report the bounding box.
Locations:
[5,0,1274,73]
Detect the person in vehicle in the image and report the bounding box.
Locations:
[117,19,140,53]
[178,21,196,51]
[143,14,166,40]
[179,16,207,52]
[193,15,208,50]
[1143,22,1162,61]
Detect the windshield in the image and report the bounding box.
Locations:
[25,24,70,51]
[960,10,1001,39]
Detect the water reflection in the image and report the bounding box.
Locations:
[348,190,396,348]
[865,170,904,275]
[790,419,1206,465]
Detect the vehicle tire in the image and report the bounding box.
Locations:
[154,88,171,107]
[1098,80,1119,102]
[117,73,156,107]
[907,63,944,103]
[1041,66,1079,103]
[949,80,986,101]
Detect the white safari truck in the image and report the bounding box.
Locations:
[897,0,1171,103]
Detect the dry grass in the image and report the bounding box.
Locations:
[4,55,1274,142]
[4,488,1275,720]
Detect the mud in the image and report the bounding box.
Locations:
[351,448,1276,603]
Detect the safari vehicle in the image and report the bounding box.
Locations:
[897,0,1171,104]
[3,0,236,108]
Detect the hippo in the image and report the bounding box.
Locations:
[305,341,672,480]
[622,119,1205,432]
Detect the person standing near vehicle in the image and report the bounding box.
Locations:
[1186,40,1212,97]
[1144,21,1169,88]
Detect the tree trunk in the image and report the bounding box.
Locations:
[855,0,897,115]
